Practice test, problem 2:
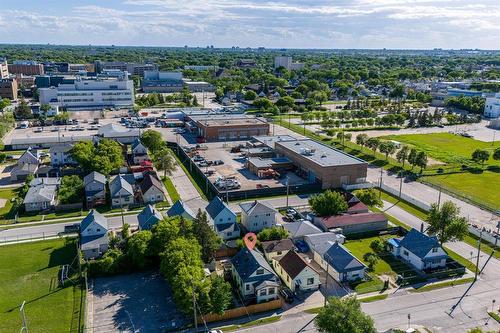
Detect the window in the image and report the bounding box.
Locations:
[286,276,289,282]
[432,248,438,253]
[260,289,267,296]
[96,228,100,233]
[307,278,314,285]
[266,213,270,217]
[219,218,223,222]
[256,268,264,275]
[268,288,275,295]
[403,250,409,256]
[277,251,282,255]
[245,284,250,291]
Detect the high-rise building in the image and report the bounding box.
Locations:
[0,59,9,79]
[0,79,18,100]
[94,61,157,76]
[8,61,45,75]
[274,56,292,70]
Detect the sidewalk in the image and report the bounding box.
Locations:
[367,166,498,230]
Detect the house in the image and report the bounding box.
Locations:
[261,238,295,262]
[29,177,61,187]
[23,183,57,212]
[344,192,369,214]
[284,220,322,240]
[314,212,388,235]
[80,210,109,259]
[206,197,239,240]
[320,243,367,282]
[84,171,106,207]
[388,228,448,271]
[138,204,163,230]
[231,247,280,303]
[167,200,196,220]
[49,143,76,167]
[275,250,320,292]
[17,147,41,165]
[109,175,135,208]
[140,173,166,204]
[11,163,39,181]
[131,138,149,164]
[239,200,277,233]
[304,232,346,266]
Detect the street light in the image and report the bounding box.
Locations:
[492,299,496,313]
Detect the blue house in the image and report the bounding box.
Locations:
[388,228,448,271]
[80,210,109,259]
[231,247,280,303]
[167,200,196,220]
[206,197,239,240]
[137,204,163,230]
[321,243,366,282]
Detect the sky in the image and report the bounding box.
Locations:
[0,0,499,49]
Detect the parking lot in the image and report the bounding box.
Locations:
[185,141,309,192]
[89,272,187,333]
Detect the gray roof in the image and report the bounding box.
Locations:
[284,220,322,239]
[215,222,240,234]
[276,139,366,167]
[247,157,291,168]
[137,204,163,230]
[253,135,297,149]
[80,209,109,232]
[98,123,140,138]
[231,247,276,282]
[324,243,366,273]
[167,200,196,219]
[11,163,38,175]
[84,171,106,187]
[305,232,345,256]
[81,234,108,250]
[206,197,233,220]
[23,184,56,204]
[109,175,134,197]
[255,280,280,290]
[29,177,61,187]
[239,200,276,216]
[49,143,73,154]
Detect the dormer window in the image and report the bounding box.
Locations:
[256,268,264,275]
[432,248,438,253]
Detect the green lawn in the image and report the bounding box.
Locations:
[219,315,282,332]
[410,277,474,293]
[382,133,500,166]
[0,238,85,332]
[488,311,500,323]
[378,190,428,221]
[359,294,388,303]
[162,177,180,203]
[0,188,17,220]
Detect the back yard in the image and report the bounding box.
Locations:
[0,238,85,333]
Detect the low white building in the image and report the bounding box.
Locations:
[80,210,109,259]
[239,200,277,233]
[39,76,134,110]
[274,250,320,292]
[485,93,500,118]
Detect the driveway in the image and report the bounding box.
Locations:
[88,272,187,333]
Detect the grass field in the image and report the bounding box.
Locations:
[0,238,85,333]
[0,188,16,220]
[162,177,180,203]
[382,133,500,166]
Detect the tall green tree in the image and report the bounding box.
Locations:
[426,201,468,244]
[493,147,500,161]
[356,133,368,146]
[153,147,176,179]
[126,230,153,269]
[379,141,397,160]
[58,175,84,204]
[353,188,382,207]
[208,276,232,315]
[408,148,418,169]
[315,296,377,333]
[194,209,221,263]
[471,149,490,165]
[366,137,380,157]
[415,151,428,173]
[309,190,348,216]
[396,145,409,166]
[141,129,164,152]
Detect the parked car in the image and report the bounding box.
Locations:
[280,288,294,303]
[193,155,204,162]
[63,223,80,233]
[213,160,224,165]
[34,127,43,133]
[198,161,209,167]
[295,240,309,253]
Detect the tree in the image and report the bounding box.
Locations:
[141,129,164,152]
[70,139,124,175]
[426,201,468,244]
[415,151,428,173]
[257,226,288,241]
[194,209,221,263]
[471,149,490,165]
[40,104,51,114]
[370,239,385,253]
[15,98,31,119]
[353,188,382,207]
[315,296,377,333]
[0,98,11,111]
[396,145,409,167]
[208,276,232,315]
[153,147,176,179]
[244,90,257,100]
[493,147,500,161]
[356,133,368,146]
[122,223,130,239]
[58,175,84,204]
[309,190,348,216]
[408,148,418,169]
[192,95,199,106]
[379,141,397,160]
[366,137,380,157]
[363,253,379,271]
[126,230,153,269]
[69,141,95,171]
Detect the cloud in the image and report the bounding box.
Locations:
[0,0,499,48]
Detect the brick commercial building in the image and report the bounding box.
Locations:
[8,63,45,76]
[0,79,18,100]
[274,139,367,189]
[194,117,270,141]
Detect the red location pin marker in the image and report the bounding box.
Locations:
[243,232,257,250]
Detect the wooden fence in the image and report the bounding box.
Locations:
[198,298,282,324]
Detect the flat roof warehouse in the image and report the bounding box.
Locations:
[276,139,366,167]
[198,118,268,127]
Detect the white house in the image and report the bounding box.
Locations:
[80,210,109,259]
[239,200,277,233]
[206,197,239,240]
[484,93,500,118]
[131,139,149,164]
[319,242,367,282]
[50,143,76,167]
[388,228,448,271]
[140,173,166,204]
[109,175,135,208]
[274,250,320,292]
[261,238,295,262]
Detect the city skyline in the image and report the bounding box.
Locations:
[0,0,499,49]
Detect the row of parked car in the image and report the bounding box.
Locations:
[214,176,241,190]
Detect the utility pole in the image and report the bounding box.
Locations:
[437,186,442,208]
[398,171,403,198]
[479,220,500,275]
[120,194,125,228]
[475,231,482,281]
[379,168,383,199]
[286,176,290,209]
[20,301,28,333]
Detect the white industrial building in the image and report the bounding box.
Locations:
[274,56,305,71]
[485,93,500,118]
[39,76,134,110]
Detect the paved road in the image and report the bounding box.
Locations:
[368,166,499,231]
